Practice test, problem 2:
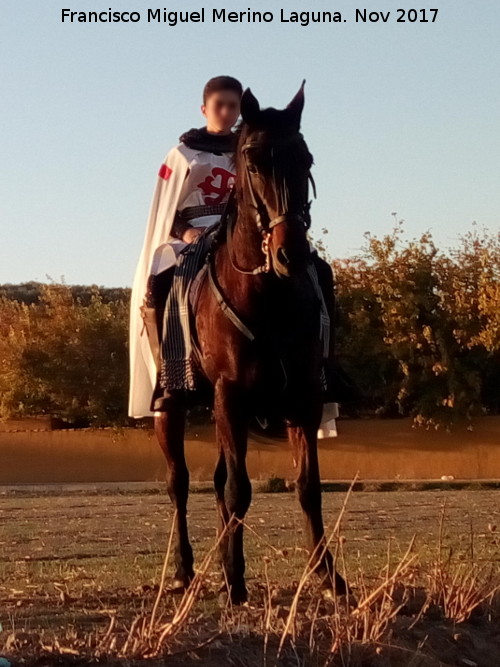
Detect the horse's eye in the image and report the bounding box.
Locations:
[246,152,261,173]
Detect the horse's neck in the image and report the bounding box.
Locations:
[218,205,291,321]
[214,205,270,320]
[213,204,316,344]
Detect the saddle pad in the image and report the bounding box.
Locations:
[160,227,219,391]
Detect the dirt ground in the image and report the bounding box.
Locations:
[1,485,499,665]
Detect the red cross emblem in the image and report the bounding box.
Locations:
[158,163,172,180]
[197,167,235,204]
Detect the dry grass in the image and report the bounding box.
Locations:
[3,484,500,666]
[410,501,500,627]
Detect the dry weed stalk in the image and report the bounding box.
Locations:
[277,474,360,658]
[151,514,236,655]
[415,501,500,625]
[93,482,500,665]
[330,534,416,661]
[275,473,418,663]
[97,509,236,659]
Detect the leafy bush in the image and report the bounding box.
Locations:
[0,282,129,426]
[1,221,499,429]
[331,220,500,427]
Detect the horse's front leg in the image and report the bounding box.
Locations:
[286,391,348,596]
[154,394,194,591]
[214,378,252,605]
[213,443,230,574]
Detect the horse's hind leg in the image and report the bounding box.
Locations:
[154,395,194,590]
[287,398,348,596]
[214,379,252,604]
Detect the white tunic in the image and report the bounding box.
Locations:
[128,142,235,418]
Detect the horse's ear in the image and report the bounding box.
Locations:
[240,87,260,125]
[286,79,306,127]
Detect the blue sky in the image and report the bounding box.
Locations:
[1,0,499,287]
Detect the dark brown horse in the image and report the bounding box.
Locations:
[155,82,348,604]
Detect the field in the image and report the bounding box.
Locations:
[1,483,500,665]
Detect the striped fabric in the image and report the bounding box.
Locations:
[159,233,210,391]
[178,203,228,221]
[159,235,330,393]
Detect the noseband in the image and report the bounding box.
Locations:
[226,135,316,275]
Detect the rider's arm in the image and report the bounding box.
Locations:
[167,164,199,242]
[170,215,193,240]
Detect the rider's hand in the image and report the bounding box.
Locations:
[182,227,206,243]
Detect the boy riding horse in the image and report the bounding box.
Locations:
[128,76,347,432]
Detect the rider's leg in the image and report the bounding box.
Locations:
[143,266,176,411]
[311,253,337,379]
[311,252,360,405]
[310,252,340,408]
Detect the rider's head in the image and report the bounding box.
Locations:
[202,76,242,135]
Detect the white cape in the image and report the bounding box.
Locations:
[128,143,199,419]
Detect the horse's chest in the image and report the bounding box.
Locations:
[260,279,320,341]
[195,271,321,389]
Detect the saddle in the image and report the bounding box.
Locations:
[158,223,223,391]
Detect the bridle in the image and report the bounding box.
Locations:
[226,134,317,275]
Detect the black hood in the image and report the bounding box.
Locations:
[179,126,237,153]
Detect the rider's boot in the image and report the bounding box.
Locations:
[139,267,176,408]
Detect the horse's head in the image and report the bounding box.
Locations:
[236,81,315,278]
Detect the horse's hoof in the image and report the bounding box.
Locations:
[321,587,358,610]
[167,577,191,594]
[217,586,230,608]
[343,593,358,610]
[217,583,248,607]
[230,586,248,606]
[321,587,335,602]
[318,571,349,596]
